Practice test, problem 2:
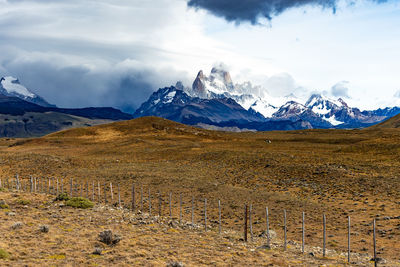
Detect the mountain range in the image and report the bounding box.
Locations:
[2,67,400,137]
[134,66,400,131]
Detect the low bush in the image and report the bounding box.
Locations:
[55,193,70,201]
[0,248,9,259]
[0,200,8,209]
[65,197,93,209]
[16,199,31,205]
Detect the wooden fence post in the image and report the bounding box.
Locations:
[249,204,253,241]
[169,192,172,218]
[48,178,51,194]
[266,207,270,247]
[118,184,121,208]
[80,184,83,197]
[34,177,37,193]
[218,199,221,234]
[244,204,248,242]
[148,188,151,216]
[348,216,351,263]
[92,181,95,201]
[191,196,194,225]
[132,184,135,211]
[110,182,113,202]
[373,218,377,267]
[97,181,100,201]
[179,193,182,224]
[70,179,73,197]
[61,178,64,193]
[140,185,143,211]
[323,214,326,257]
[204,198,207,232]
[284,209,287,251]
[56,178,59,195]
[302,211,305,254]
[86,181,89,199]
[158,192,162,216]
[104,182,107,204]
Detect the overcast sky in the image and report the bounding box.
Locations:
[0,0,399,111]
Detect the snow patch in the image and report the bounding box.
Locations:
[1,76,35,98]
[323,115,344,126]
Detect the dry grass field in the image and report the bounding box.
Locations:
[0,116,399,266]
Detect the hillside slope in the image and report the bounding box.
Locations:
[369,113,400,128]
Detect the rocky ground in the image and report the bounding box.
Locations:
[0,191,394,266]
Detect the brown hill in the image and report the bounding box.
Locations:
[369,113,400,128]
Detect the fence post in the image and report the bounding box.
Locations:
[34,177,37,193]
[56,178,59,195]
[48,178,51,194]
[348,216,351,263]
[373,218,377,267]
[52,177,55,194]
[191,196,194,225]
[323,214,326,257]
[118,184,121,208]
[250,204,254,241]
[70,179,73,197]
[61,178,64,193]
[86,181,89,199]
[104,182,107,204]
[140,185,143,211]
[80,184,83,197]
[148,188,151,216]
[169,192,172,219]
[218,199,221,234]
[97,181,100,201]
[158,192,162,216]
[30,177,33,193]
[302,211,305,253]
[92,181,95,201]
[131,184,135,211]
[179,193,182,224]
[204,198,207,232]
[284,209,287,251]
[266,207,270,247]
[110,182,113,202]
[244,204,248,242]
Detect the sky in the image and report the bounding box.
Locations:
[0,0,399,111]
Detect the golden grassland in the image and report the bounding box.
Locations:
[0,116,399,265]
[0,191,364,266]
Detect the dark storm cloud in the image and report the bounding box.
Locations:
[187,0,388,24]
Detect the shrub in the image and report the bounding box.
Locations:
[16,199,31,205]
[0,200,9,209]
[98,230,122,246]
[0,248,9,259]
[39,225,50,233]
[167,262,184,267]
[55,193,70,201]
[65,197,93,209]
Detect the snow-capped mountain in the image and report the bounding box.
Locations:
[0,76,55,107]
[133,84,267,125]
[133,65,400,130]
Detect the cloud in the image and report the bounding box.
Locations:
[187,0,338,24]
[187,0,391,24]
[331,81,350,98]
[394,90,400,98]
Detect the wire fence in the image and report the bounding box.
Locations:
[1,175,386,266]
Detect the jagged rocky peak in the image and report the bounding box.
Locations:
[175,81,184,91]
[210,66,233,86]
[192,70,207,97]
[337,98,348,108]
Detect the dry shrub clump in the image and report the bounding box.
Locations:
[66,197,94,209]
[98,230,122,246]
